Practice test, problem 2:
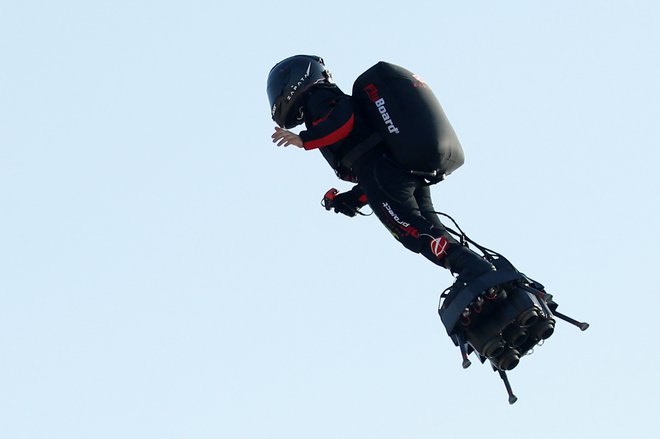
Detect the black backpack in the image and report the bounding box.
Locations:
[351,62,465,179]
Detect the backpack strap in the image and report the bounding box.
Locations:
[337,132,383,171]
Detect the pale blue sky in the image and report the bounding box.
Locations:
[1,1,659,438]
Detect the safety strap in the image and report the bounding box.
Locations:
[338,132,383,170]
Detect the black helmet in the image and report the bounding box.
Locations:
[267,55,330,128]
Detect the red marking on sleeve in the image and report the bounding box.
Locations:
[304,115,355,150]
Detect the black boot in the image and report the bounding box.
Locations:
[444,244,494,288]
[439,245,495,308]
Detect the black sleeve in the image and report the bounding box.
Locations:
[349,184,368,205]
[299,87,355,150]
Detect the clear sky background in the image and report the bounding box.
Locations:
[1,1,659,438]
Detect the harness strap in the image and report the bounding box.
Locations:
[337,132,383,171]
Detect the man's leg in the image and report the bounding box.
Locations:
[414,184,494,282]
[357,156,493,282]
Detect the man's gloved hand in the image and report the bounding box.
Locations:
[322,186,368,217]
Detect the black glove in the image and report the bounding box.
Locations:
[322,186,368,217]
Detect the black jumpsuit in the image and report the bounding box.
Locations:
[299,83,492,282]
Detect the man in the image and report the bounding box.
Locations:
[267,55,493,288]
